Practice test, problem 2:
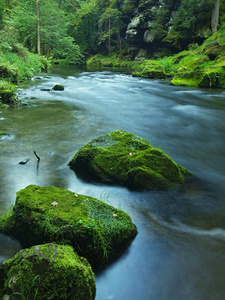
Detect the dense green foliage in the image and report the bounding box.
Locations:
[171,0,215,48]
[5,0,83,62]
[1,0,225,60]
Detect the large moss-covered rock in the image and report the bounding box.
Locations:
[0,243,96,300]
[198,68,225,88]
[140,60,166,79]
[69,130,191,190]
[0,185,137,265]
[204,43,225,60]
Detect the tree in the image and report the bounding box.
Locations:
[211,0,220,33]
[36,0,40,54]
[8,0,83,62]
[172,0,214,48]
[98,6,122,56]
[67,0,99,54]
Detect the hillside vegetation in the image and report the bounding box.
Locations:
[0,0,225,102]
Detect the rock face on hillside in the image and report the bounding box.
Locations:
[122,0,212,59]
[69,130,192,190]
[124,0,180,59]
[0,185,137,265]
[0,243,96,300]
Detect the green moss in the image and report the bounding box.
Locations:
[69,130,192,190]
[86,55,142,73]
[140,60,166,79]
[0,243,96,300]
[53,84,64,91]
[0,132,6,137]
[0,185,137,265]
[198,68,225,88]
[0,62,18,81]
[0,80,17,105]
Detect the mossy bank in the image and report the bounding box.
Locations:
[87,25,225,89]
[69,130,192,190]
[0,243,96,300]
[0,185,137,265]
[0,43,50,107]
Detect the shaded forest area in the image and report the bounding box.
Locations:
[1,0,224,58]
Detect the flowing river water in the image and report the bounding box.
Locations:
[0,65,225,299]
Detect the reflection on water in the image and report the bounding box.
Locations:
[0,66,225,299]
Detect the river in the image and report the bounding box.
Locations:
[1,65,225,300]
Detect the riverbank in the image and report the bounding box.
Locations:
[87,25,225,89]
[0,43,50,107]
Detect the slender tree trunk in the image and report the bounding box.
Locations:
[36,0,41,54]
[211,0,220,34]
[108,13,111,57]
[117,31,122,58]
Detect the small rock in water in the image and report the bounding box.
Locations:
[40,88,51,92]
[53,84,64,91]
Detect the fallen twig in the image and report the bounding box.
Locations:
[34,151,40,161]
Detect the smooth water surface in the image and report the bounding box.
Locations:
[1,65,225,299]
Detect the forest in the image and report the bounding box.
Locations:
[0,0,225,104]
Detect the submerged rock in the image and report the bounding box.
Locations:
[69,130,192,190]
[0,185,137,265]
[0,243,96,300]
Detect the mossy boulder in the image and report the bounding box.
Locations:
[170,65,225,88]
[198,68,225,88]
[141,60,166,79]
[69,130,192,190]
[0,132,10,138]
[0,185,137,265]
[0,90,16,104]
[53,84,64,91]
[0,243,96,300]
[204,43,225,60]
[0,132,6,137]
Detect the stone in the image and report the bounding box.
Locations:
[0,185,137,265]
[0,243,96,300]
[52,84,64,91]
[69,130,192,190]
[135,49,148,61]
[143,30,154,43]
[205,44,225,60]
[0,90,16,104]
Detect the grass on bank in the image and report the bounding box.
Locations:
[0,42,50,106]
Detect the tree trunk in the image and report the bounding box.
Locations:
[211,0,220,34]
[117,31,122,59]
[36,0,41,54]
[108,13,111,57]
